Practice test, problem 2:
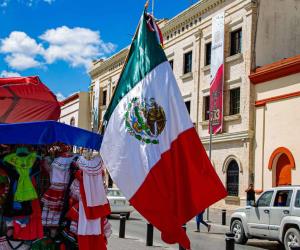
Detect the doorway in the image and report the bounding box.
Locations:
[268,147,295,187]
[276,153,292,186]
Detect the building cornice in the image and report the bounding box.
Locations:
[89,0,255,80]
[89,1,226,80]
[201,130,254,144]
[255,91,300,107]
[249,54,300,84]
[60,92,79,106]
[89,47,129,79]
[161,0,225,36]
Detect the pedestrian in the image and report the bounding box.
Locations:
[245,184,255,206]
[195,211,211,232]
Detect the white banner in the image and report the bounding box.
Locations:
[210,11,225,134]
[92,79,100,132]
[211,11,225,78]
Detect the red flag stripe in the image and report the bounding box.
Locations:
[130,127,227,249]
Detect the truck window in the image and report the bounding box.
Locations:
[257,191,274,207]
[295,190,300,208]
[274,190,293,207]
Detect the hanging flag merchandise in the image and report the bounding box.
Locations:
[100,7,227,249]
[209,11,225,134]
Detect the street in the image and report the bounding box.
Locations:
[108,211,284,250]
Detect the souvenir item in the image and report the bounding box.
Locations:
[13,179,43,241]
[4,152,37,202]
[0,236,30,250]
[31,237,56,250]
[67,156,111,250]
[42,156,74,227]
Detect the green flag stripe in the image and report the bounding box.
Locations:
[103,11,167,123]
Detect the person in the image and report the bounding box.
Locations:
[245,184,256,206]
[276,192,288,206]
[195,211,211,232]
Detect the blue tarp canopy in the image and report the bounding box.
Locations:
[0,121,102,150]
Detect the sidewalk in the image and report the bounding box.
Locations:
[107,208,234,249]
[203,207,234,226]
[107,234,171,250]
[108,224,229,250]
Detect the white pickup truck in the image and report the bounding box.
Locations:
[230,186,300,250]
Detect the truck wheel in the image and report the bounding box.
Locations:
[284,228,300,250]
[231,220,248,244]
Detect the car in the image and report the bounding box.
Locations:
[230,186,300,250]
[107,188,134,219]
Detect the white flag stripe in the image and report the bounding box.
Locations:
[100,61,193,199]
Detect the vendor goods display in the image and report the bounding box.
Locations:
[0,143,110,250]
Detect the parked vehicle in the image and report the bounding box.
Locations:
[230,186,300,250]
[107,188,134,219]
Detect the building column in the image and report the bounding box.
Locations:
[254,106,265,192]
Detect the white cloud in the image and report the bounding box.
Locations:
[0,0,55,8]
[0,26,116,71]
[1,31,44,55]
[4,54,41,70]
[0,70,21,77]
[55,92,65,101]
[40,26,116,69]
[0,31,44,70]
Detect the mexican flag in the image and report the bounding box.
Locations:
[100,10,227,249]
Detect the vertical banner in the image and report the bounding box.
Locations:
[210,11,225,134]
[92,79,100,132]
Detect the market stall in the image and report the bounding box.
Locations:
[0,121,111,250]
[0,76,61,124]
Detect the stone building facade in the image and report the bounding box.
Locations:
[250,55,300,192]
[59,92,91,130]
[89,0,300,208]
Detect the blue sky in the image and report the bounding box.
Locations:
[0,0,194,100]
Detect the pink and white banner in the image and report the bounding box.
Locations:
[210,11,225,134]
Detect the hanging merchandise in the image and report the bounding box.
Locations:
[67,156,111,250]
[41,154,75,227]
[0,121,111,250]
[0,147,43,241]
[31,237,56,250]
[4,149,38,202]
[0,236,31,249]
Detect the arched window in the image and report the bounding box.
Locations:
[70,117,75,126]
[226,160,239,196]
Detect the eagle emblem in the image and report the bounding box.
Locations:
[125,97,166,144]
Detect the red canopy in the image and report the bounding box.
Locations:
[0,76,61,123]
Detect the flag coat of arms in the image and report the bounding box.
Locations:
[100,10,227,249]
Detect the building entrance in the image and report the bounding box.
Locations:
[276,153,292,186]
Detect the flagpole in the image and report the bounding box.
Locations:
[110,1,148,92]
[152,0,154,16]
[101,7,146,134]
[207,111,213,222]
